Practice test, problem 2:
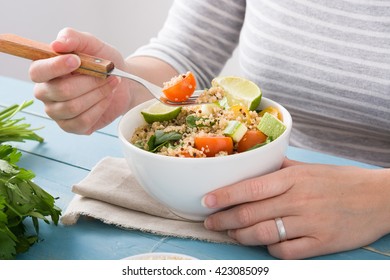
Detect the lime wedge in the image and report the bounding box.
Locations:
[141,102,182,124]
[212,76,262,110]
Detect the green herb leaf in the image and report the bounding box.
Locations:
[185,115,214,128]
[147,130,182,152]
[154,130,182,145]
[0,195,17,259]
[0,100,60,259]
[0,144,62,259]
[0,100,44,143]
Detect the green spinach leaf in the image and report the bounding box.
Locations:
[147,130,182,152]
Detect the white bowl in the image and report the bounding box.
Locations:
[118,97,292,221]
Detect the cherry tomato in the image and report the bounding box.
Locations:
[194,136,233,157]
[237,130,267,153]
[162,72,197,102]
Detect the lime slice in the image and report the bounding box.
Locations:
[141,101,182,124]
[212,76,262,110]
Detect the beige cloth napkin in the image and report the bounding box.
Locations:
[61,157,236,244]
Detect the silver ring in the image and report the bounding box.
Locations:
[275,217,287,242]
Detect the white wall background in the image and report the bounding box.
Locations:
[0,0,239,82]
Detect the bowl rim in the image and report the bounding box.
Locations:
[118,97,292,162]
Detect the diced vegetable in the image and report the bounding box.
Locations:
[229,105,250,120]
[194,136,233,157]
[259,106,283,121]
[237,130,268,153]
[223,120,248,142]
[217,96,229,109]
[257,112,286,139]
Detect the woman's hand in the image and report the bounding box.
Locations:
[203,158,390,259]
[29,27,132,134]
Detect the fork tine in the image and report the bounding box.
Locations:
[162,98,201,106]
[108,68,209,106]
[160,98,198,106]
[158,89,209,106]
[160,97,208,106]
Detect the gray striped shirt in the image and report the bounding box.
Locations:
[133,0,390,167]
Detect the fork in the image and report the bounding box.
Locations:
[0,33,204,106]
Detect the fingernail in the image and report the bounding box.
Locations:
[65,55,80,69]
[201,194,217,208]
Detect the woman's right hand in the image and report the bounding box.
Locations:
[29,27,132,134]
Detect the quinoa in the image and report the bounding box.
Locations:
[130,91,264,158]
[196,86,225,104]
[163,71,191,89]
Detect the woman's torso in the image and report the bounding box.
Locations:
[133,0,390,166]
[239,0,390,166]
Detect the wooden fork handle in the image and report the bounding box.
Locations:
[0,33,114,78]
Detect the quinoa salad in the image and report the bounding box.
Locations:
[130,76,287,158]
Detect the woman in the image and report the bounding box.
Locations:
[29,0,390,259]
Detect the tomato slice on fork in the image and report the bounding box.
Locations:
[162,71,197,102]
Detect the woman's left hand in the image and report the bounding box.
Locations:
[203,158,390,259]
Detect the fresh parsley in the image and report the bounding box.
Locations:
[0,100,43,143]
[0,100,61,260]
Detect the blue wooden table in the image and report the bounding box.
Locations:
[1,75,389,260]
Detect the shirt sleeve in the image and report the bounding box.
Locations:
[130,0,246,88]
